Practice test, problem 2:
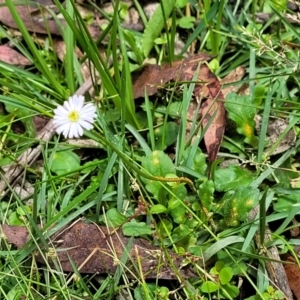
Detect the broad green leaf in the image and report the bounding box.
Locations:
[178,16,195,29]
[134,285,155,299]
[106,208,127,227]
[221,135,245,156]
[7,288,24,300]
[182,147,207,175]
[170,203,187,224]
[133,287,144,300]
[274,194,298,212]
[51,150,80,175]
[8,211,24,226]
[199,180,214,211]
[221,284,240,298]
[158,287,169,298]
[221,186,260,226]
[122,222,154,237]
[150,204,167,214]
[214,261,225,273]
[225,93,258,146]
[154,36,167,45]
[184,215,199,229]
[171,224,192,242]
[142,150,175,177]
[0,111,16,128]
[81,158,106,174]
[16,206,31,216]
[141,0,175,57]
[168,184,187,208]
[253,85,266,106]
[158,219,173,237]
[158,102,182,118]
[200,281,219,293]
[208,58,219,72]
[214,164,256,192]
[152,122,179,150]
[188,245,203,256]
[219,267,233,285]
[176,0,188,8]
[171,224,195,248]
[141,150,175,199]
[9,205,31,225]
[263,0,287,13]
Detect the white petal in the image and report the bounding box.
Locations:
[63,100,72,112]
[54,105,69,116]
[53,115,69,122]
[76,123,83,137]
[81,103,96,115]
[68,97,76,111]
[72,95,84,110]
[83,114,96,122]
[81,113,96,122]
[53,119,70,127]
[63,123,72,138]
[68,123,76,138]
[69,123,83,138]
[78,119,93,130]
[55,124,66,134]
[53,116,68,122]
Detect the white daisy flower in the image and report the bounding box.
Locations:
[53,95,97,139]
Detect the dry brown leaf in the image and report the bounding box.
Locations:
[0,45,31,66]
[283,254,300,299]
[182,59,225,162]
[220,66,246,98]
[133,53,225,162]
[133,53,213,99]
[2,222,197,279]
[0,0,62,35]
[255,115,296,156]
[201,99,226,162]
[0,0,101,39]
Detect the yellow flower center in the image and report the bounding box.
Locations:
[68,111,80,122]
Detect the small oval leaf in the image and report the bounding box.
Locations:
[200,281,218,293]
[122,222,154,237]
[219,267,233,285]
[150,204,167,214]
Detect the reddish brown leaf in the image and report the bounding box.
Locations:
[133,53,214,99]
[181,61,225,162]
[220,66,246,98]
[133,53,225,162]
[283,254,300,298]
[0,45,31,66]
[0,0,62,35]
[0,0,101,39]
[2,222,197,279]
[201,99,226,162]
